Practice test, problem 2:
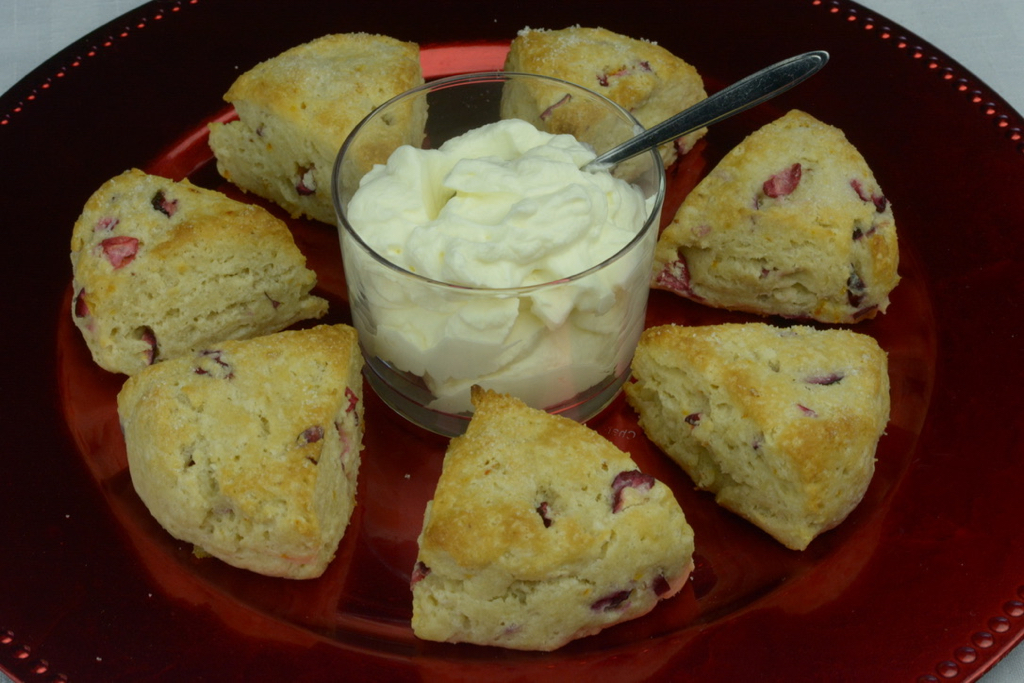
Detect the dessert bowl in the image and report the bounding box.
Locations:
[333,71,666,435]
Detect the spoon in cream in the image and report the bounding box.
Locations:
[585,50,830,171]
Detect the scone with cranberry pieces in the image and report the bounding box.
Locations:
[625,322,890,550]
[117,325,364,579]
[70,169,327,375]
[208,32,425,224]
[652,110,899,323]
[502,25,707,165]
[411,388,694,651]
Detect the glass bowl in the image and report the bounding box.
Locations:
[333,71,665,436]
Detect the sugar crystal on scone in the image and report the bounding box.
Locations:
[411,388,694,651]
[70,169,327,376]
[116,325,364,580]
[653,110,899,323]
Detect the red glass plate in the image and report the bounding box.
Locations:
[2,1,1024,681]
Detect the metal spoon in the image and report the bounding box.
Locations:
[585,50,830,171]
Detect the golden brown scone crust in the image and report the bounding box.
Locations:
[625,323,890,550]
[653,110,899,323]
[117,324,364,579]
[70,168,327,375]
[208,33,425,224]
[411,388,694,651]
[503,26,707,165]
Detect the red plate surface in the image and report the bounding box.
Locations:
[2,1,1024,681]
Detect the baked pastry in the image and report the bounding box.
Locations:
[70,169,328,376]
[652,109,899,323]
[208,32,426,224]
[411,387,694,651]
[625,323,889,550]
[117,324,365,579]
[502,25,708,165]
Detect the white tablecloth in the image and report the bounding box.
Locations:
[1,1,1022,681]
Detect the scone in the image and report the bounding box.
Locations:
[70,169,328,376]
[208,32,426,224]
[625,323,890,551]
[652,109,899,323]
[502,25,707,165]
[411,387,694,651]
[117,324,365,580]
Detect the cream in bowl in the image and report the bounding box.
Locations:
[333,72,665,436]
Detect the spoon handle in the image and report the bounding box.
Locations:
[587,50,829,170]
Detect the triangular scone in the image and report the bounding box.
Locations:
[117,325,364,579]
[652,110,899,323]
[625,323,889,550]
[208,33,426,224]
[411,388,694,651]
[502,26,707,165]
[70,169,328,375]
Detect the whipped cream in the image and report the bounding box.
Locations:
[343,118,657,415]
